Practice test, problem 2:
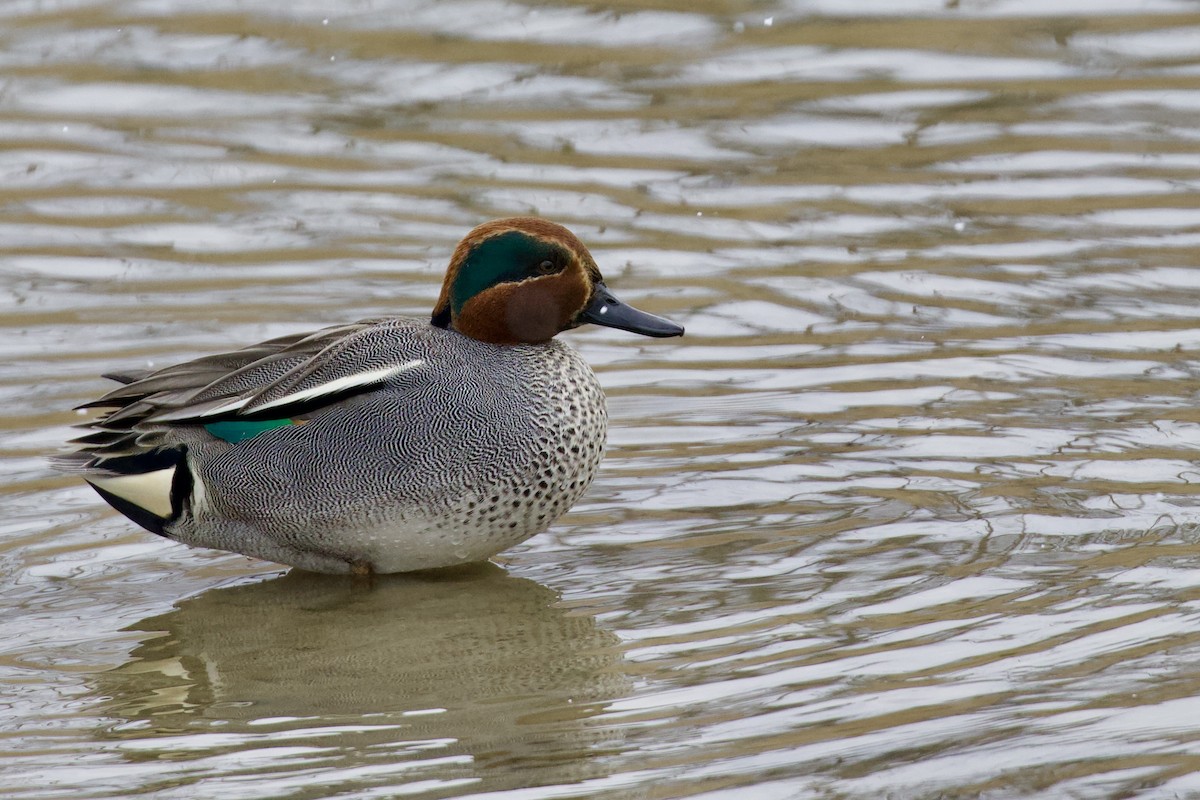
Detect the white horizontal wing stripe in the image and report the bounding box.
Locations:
[153,395,251,422]
[206,397,250,416]
[250,359,425,414]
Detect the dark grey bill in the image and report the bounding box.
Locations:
[580,283,684,338]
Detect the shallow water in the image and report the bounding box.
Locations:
[6,1,1200,798]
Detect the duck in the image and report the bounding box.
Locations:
[58,217,684,575]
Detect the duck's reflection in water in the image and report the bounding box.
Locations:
[95,564,632,794]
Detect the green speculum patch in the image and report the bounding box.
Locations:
[451,231,561,315]
[205,418,295,444]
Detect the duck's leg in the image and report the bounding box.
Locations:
[350,560,374,581]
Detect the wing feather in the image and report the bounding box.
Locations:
[64,317,431,467]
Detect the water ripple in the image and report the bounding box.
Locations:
[6,1,1200,799]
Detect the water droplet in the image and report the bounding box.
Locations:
[321,18,329,25]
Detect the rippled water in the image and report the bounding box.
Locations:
[7,1,1200,797]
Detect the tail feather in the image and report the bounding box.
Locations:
[87,478,170,535]
[100,370,153,385]
[48,451,92,474]
[66,430,128,447]
[66,448,191,538]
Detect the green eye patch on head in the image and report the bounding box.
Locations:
[450,231,568,316]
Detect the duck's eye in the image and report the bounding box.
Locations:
[536,260,557,275]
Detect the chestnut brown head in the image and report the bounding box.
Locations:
[431,217,683,345]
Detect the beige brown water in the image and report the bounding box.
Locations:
[6,1,1200,798]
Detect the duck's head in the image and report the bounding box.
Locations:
[431,217,684,345]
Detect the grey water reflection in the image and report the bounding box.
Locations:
[95,566,627,798]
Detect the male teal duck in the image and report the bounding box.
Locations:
[60,217,683,575]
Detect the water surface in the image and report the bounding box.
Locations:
[6,1,1200,798]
